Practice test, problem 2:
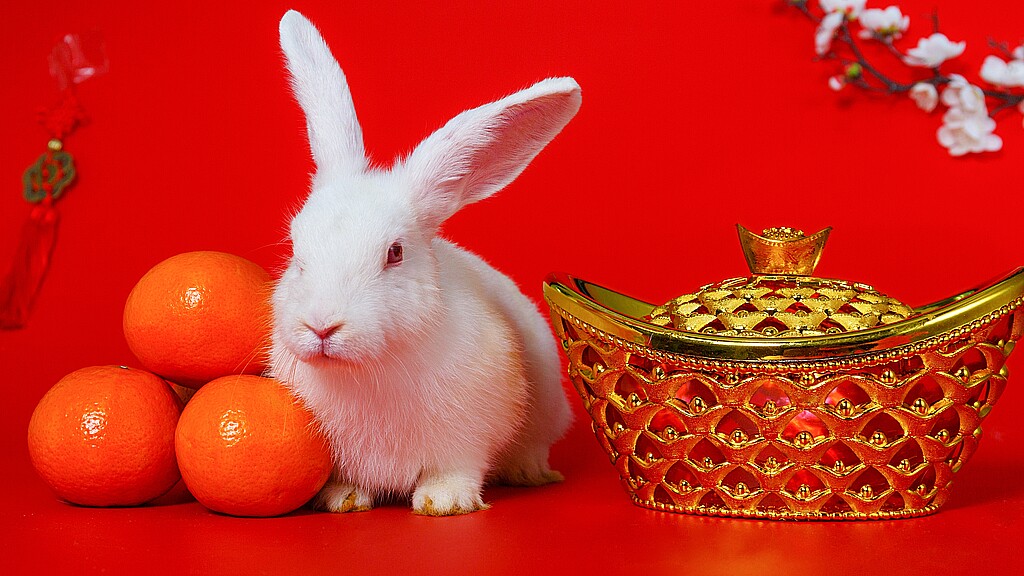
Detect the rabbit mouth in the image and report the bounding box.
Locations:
[282,333,339,363]
[302,351,375,374]
[304,351,343,365]
[298,342,346,363]
[290,335,377,367]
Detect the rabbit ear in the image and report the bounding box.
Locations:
[402,77,581,228]
[280,10,367,175]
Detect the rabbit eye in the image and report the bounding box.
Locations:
[386,242,403,266]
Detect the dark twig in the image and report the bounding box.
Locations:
[790,2,1024,115]
[883,39,908,63]
[987,39,1018,60]
[792,1,821,24]
[835,23,910,92]
[990,99,1018,116]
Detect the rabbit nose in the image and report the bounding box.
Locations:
[307,322,343,340]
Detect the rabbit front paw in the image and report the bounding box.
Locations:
[494,445,564,486]
[495,465,564,487]
[313,482,374,513]
[412,472,488,516]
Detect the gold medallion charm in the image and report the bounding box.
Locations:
[23,139,77,203]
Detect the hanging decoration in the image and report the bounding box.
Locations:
[0,33,107,329]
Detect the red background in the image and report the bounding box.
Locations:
[2,1,1022,574]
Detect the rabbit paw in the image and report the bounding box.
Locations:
[313,482,373,513]
[494,451,564,486]
[412,473,488,516]
[496,466,564,487]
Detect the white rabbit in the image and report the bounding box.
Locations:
[269,10,579,516]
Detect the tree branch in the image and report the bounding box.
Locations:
[792,3,1024,115]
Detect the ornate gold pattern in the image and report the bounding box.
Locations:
[650,226,913,336]
[737,225,831,276]
[544,225,1024,520]
[648,276,915,337]
[552,306,1020,520]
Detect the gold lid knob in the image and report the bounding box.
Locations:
[737,225,831,276]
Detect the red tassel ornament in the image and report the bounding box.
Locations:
[1,201,61,329]
[0,142,73,329]
[0,34,105,329]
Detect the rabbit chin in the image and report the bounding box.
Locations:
[286,333,387,368]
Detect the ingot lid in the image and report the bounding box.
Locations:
[647,226,915,337]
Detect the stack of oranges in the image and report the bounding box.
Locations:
[27,251,332,517]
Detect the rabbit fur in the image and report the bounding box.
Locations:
[269,10,579,515]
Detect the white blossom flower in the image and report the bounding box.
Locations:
[858,7,910,39]
[828,75,845,91]
[819,0,865,16]
[906,33,966,68]
[937,108,1002,156]
[979,55,1024,88]
[941,75,986,115]
[815,11,845,55]
[936,76,1001,156]
[909,82,938,112]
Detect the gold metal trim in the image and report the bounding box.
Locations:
[632,495,942,521]
[545,261,1022,520]
[543,267,1024,370]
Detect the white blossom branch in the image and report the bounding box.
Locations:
[788,0,1024,155]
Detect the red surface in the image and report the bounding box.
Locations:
[2,1,1023,574]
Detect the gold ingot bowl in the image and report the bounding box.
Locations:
[544,226,1023,520]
